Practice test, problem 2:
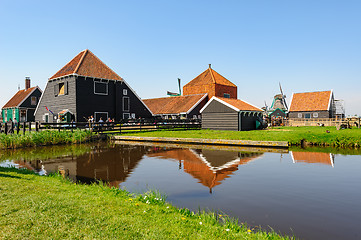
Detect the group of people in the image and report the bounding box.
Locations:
[0,118,18,134]
[87,115,115,123]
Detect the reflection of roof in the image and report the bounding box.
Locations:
[143,94,207,115]
[289,90,332,112]
[147,148,261,190]
[201,96,263,112]
[3,87,37,108]
[291,151,334,166]
[183,66,237,88]
[50,49,123,81]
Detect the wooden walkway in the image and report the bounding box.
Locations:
[113,136,289,148]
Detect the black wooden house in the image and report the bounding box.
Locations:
[35,50,152,122]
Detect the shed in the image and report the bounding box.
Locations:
[269,108,287,118]
[200,97,263,131]
[58,109,74,123]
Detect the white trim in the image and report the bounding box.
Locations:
[289,93,295,112]
[122,79,154,115]
[122,96,130,112]
[34,84,47,116]
[200,96,262,113]
[123,113,131,119]
[330,153,334,168]
[290,151,295,163]
[238,98,263,112]
[327,89,333,111]
[94,81,108,95]
[94,112,108,122]
[186,93,208,114]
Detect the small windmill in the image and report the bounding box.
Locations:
[279,82,288,111]
[167,78,182,96]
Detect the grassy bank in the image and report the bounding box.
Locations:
[0,130,94,149]
[0,167,291,240]
[122,126,361,148]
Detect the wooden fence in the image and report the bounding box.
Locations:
[0,119,202,135]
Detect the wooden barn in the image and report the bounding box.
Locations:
[143,94,207,119]
[200,97,263,131]
[2,77,42,123]
[183,64,237,99]
[288,90,335,119]
[34,49,152,123]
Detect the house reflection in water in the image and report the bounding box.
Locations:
[290,151,335,167]
[13,145,148,187]
[147,148,263,193]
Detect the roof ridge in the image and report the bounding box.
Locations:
[209,67,216,83]
[85,50,123,80]
[74,49,88,74]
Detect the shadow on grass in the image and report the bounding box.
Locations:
[0,166,35,175]
[0,173,22,179]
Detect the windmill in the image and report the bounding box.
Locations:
[167,78,182,96]
[279,82,288,111]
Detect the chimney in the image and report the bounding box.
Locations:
[25,77,30,90]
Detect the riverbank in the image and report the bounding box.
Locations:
[0,167,291,240]
[0,130,96,149]
[121,126,361,148]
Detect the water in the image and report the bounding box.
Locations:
[1,142,361,239]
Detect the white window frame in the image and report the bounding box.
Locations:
[298,113,302,118]
[123,96,130,112]
[131,113,136,119]
[43,113,49,123]
[123,113,130,119]
[123,89,128,95]
[94,112,108,122]
[313,112,318,118]
[94,81,108,95]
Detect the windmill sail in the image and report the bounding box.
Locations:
[279,82,288,111]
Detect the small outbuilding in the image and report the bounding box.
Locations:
[269,108,287,118]
[200,97,263,131]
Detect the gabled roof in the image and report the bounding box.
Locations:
[289,90,332,112]
[143,94,207,115]
[49,49,123,81]
[2,86,39,109]
[184,66,237,88]
[200,96,263,113]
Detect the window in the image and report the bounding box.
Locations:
[31,96,37,105]
[123,113,130,119]
[20,110,26,122]
[223,93,230,98]
[313,112,318,118]
[298,113,302,118]
[305,113,311,119]
[123,97,130,111]
[131,113,136,119]
[94,81,108,95]
[123,89,128,95]
[54,81,68,96]
[94,112,108,122]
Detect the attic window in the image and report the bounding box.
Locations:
[94,81,108,95]
[59,83,65,95]
[31,96,37,105]
[223,93,230,98]
[55,81,68,96]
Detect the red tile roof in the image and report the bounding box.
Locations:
[2,87,37,109]
[289,91,332,112]
[143,94,206,115]
[183,66,237,88]
[291,152,333,166]
[213,97,263,112]
[49,49,123,81]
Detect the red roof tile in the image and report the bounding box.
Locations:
[289,91,332,112]
[183,66,237,88]
[2,87,37,108]
[214,97,263,111]
[143,94,206,115]
[49,49,123,81]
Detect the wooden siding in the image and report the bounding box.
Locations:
[202,112,239,131]
[35,76,77,123]
[289,110,330,119]
[202,99,237,113]
[188,96,209,118]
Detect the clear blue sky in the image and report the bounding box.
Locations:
[1,1,360,115]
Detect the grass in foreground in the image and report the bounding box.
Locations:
[0,167,291,240]
[122,126,361,147]
[0,130,94,149]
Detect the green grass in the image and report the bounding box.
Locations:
[0,130,94,149]
[0,167,292,240]
[121,126,361,148]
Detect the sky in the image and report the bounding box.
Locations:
[0,0,360,116]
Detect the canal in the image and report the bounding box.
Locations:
[1,142,361,240]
